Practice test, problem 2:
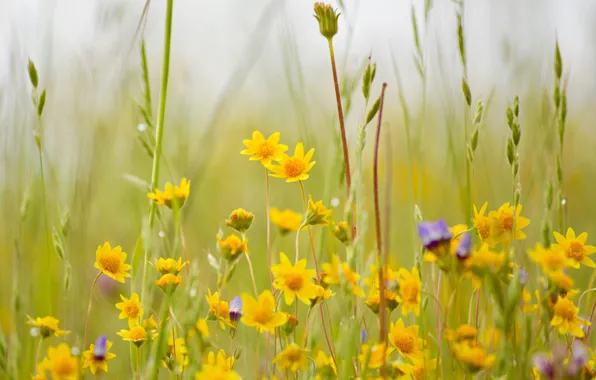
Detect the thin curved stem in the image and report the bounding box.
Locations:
[245,253,259,296]
[83,272,102,349]
[265,169,273,286]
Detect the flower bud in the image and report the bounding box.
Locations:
[225,208,254,233]
[314,3,340,40]
[156,274,183,294]
[282,314,299,335]
[331,221,350,245]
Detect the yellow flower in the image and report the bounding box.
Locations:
[117,325,147,347]
[270,208,303,236]
[225,208,255,233]
[464,244,505,271]
[115,293,144,328]
[552,227,596,268]
[388,319,424,363]
[156,273,183,293]
[143,315,158,331]
[206,290,231,328]
[196,318,210,339]
[473,203,490,242]
[342,262,365,297]
[82,338,116,375]
[94,242,131,283]
[155,257,189,275]
[398,267,421,316]
[311,285,335,305]
[195,366,240,380]
[321,254,341,286]
[241,131,288,167]
[315,350,337,377]
[487,202,530,247]
[393,351,437,380]
[331,221,350,245]
[269,142,316,182]
[305,197,332,226]
[359,343,394,369]
[529,243,573,274]
[37,343,78,380]
[26,316,70,339]
[240,290,288,333]
[273,344,308,372]
[163,333,188,373]
[452,343,496,372]
[217,234,249,261]
[272,252,318,305]
[551,296,590,338]
[548,270,574,293]
[147,178,191,208]
[446,325,477,344]
[206,349,236,372]
[521,289,538,313]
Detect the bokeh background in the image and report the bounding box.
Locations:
[2,0,596,376]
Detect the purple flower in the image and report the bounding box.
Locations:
[568,341,588,376]
[229,296,243,322]
[93,336,108,361]
[520,268,527,286]
[533,353,555,379]
[417,220,452,252]
[360,328,368,343]
[455,232,472,260]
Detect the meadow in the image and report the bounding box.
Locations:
[1,1,596,379]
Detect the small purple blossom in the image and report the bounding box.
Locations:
[360,328,368,343]
[455,232,472,260]
[93,336,108,361]
[568,341,589,376]
[417,219,452,252]
[533,353,555,379]
[229,296,243,322]
[520,268,527,286]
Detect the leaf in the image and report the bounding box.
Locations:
[366,96,380,125]
[52,229,65,260]
[37,90,46,116]
[27,59,38,88]
[132,234,144,275]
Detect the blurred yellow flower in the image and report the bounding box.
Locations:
[393,350,437,380]
[195,365,240,380]
[269,142,315,182]
[521,289,538,313]
[82,338,116,375]
[452,343,496,372]
[196,318,210,339]
[147,178,190,208]
[206,349,235,372]
[342,262,365,297]
[321,254,341,286]
[156,273,183,293]
[315,350,337,377]
[487,202,530,247]
[398,267,421,316]
[37,343,78,380]
[305,196,332,226]
[359,343,393,369]
[547,270,574,293]
[551,296,590,338]
[115,293,143,328]
[529,243,573,274]
[206,290,231,329]
[217,234,249,261]
[155,257,189,275]
[26,316,70,339]
[270,208,303,235]
[241,131,288,167]
[464,244,505,271]
[94,242,131,283]
[272,252,318,305]
[163,333,188,373]
[240,290,288,333]
[273,344,308,372]
[445,325,477,344]
[331,221,350,245]
[388,318,423,363]
[473,202,490,242]
[143,315,158,331]
[117,325,147,347]
[552,227,596,268]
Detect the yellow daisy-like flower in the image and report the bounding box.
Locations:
[156,273,183,293]
[445,325,477,344]
[398,267,421,316]
[196,318,210,339]
[270,208,303,236]
[529,243,573,274]
[155,257,189,275]
[487,202,530,247]
[206,290,231,329]
[331,220,350,245]
[240,290,288,333]
[269,142,316,182]
[452,343,496,372]
[94,242,131,283]
[342,262,366,297]
[115,293,144,328]
[388,319,424,363]
[272,252,318,305]
[241,131,288,167]
[147,178,191,209]
[206,349,236,372]
[195,366,240,380]
[143,315,158,331]
[163,333,189,373]
[464,244,505,271]
[359,343,394,369]
[393,351,437,380]
[305,196,332,226]
[315,350,337,377]
[521,289,538,313]
[273,344,308,372]
[82,339,116,375]
[37,343,78,380]
[547,270,574,293]
[217,234,249,261]
[321,254,341,285]
[117,325,148,347]
[552,227,596,268]
[473,203,490,242]
[26,316,70,339]
[551,296,590,338]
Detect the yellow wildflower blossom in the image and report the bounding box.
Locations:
[82,338,116,375]
[269,142,316,182]
[388,319,424,363]
[552,227,596,268]
[305,196,332,226]
[206,349,236,372]
[115,293,143,328]
[272,252,318,305]
[342,262,365,297]
[487,202,530,247]
[551,296,590,338]
[217,234,249,261]
[359,343,393,369]
[206,290,231,328]
[241,130,288,167]
[473,202,490,242]
[270,208,303,235]
[241,290,288,333]
[94,242,131,283]
[529,243,573,274]
[321,254,341,286]
[38,343,78,380]
[147,178,190,208]
[398,267,421,316]
[26,316,70,339]
[117,325,147,347]
[452,343,496,372]
[155,257,189,275]
[155,273,183,293]
[195,365,240,380]
[446,324,477,344]
[273,344,308,372]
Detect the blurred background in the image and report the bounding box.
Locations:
[2,0,596,376]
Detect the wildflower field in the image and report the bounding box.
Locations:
[2,1,596,379]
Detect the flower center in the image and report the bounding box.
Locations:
[284,348,302,363]
[125,303,140,318]
[53,356,75,375]
[554,299,576,320]
[258,142,275,159]
[284,158,306,178]
[253,309,272,325]
[99,251,121,274]
[544,251,566,270]
[212,302,230,318]
[392,333,415,354]
[285,272,305,291]
[401,282,419,302]
[477,219,490,239]
[568,242,585,260]
[130,326,147,341]
[500,215,513,233]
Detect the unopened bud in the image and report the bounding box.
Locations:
[314,3,340,40]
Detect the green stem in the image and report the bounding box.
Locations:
[147,294,171,380]
[83,272,102,349]
[140,0,174,305]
